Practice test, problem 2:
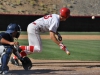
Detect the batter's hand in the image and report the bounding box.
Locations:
[59,43,66,51]
[59,43,70,55]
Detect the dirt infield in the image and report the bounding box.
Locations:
[19,35,100,40]
[8,59,100,75]
[8,35,100,75]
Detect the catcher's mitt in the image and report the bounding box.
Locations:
[21,57,32,70]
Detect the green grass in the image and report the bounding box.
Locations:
[21,31,28,35]
[19,39,100,61]
[20,31,100,35]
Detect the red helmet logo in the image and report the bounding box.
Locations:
[60,7,70,18]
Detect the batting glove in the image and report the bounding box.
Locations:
[59,43,66,51]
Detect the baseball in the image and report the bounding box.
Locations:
[92,16,95,19]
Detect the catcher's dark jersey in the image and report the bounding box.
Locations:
[0,32,14,46]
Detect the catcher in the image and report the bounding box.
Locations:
[11,7,70,68]
[0,23,32,74]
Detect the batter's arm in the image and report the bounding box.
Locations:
[49,31,60,45]
[49,31,70,55]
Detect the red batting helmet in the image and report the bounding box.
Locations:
[60,7,70,18]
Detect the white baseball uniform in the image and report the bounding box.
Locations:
[27,14,60,53]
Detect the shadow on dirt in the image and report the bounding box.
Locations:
[10,69,75,75]
[86,65,100,68]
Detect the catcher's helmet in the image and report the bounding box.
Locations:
[6,23,21,38]
[60,7,70,18]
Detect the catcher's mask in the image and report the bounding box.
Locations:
[6,23,21,38]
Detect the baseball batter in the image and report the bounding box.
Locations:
[11,7,70,65]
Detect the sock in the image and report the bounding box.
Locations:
[20,51,27,57]
[13,46,34,59]
[19,46,34,52]
[13,51,27,59]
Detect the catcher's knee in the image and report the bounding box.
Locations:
[1,52,10,68]
[0,46,5,56]
[1,47,13,63]
[1,52,10,71]
[1,52,10,61]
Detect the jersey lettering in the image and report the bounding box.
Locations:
[44,14,52,19]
